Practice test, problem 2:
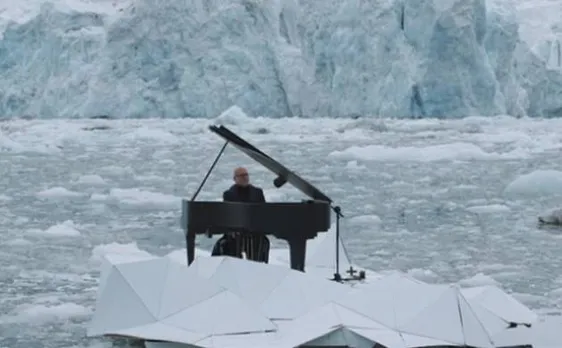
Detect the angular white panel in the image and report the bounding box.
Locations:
[158,262,224,319]
[336,284,397,328]
[462,285,538,324]
[296,272,350,316]
[466,301,511,336]
[116,257,170,316]
[377,278,443,326]
[187,255,225,278]
[110,322,207,344]
[457,293,495,348]
[205,256,290,305]
[399,286,464,344]
[161,290,275,335]
[88,269,156,336]
[88,240,538,348]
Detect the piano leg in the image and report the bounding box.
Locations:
[186,230,195,265]
[287,238,307,272]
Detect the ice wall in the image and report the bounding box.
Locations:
[0,0,561,119]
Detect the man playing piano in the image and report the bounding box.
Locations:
[211,167,270,262]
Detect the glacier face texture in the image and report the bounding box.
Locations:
[0,0,562,118]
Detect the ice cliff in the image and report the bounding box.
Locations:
[0,0,561,119]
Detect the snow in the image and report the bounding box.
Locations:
[1,0,562,118]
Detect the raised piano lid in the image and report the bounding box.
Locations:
[209,125,332,203]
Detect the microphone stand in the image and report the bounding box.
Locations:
[330,205,366,283]
[331,205,344,282]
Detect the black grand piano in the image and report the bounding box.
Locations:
[181,125,337,272]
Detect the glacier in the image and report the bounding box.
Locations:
[0,0,561,119]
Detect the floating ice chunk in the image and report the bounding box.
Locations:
[135,174,166,182]
[75,174,107,186]
[89,193,108,202]
[329,142,521,162]
[349,214,382,225]
[38,220,81,237]
[466,204,511,214]
[99,165,135,177]
[90,241,156,265]
[108,188,179,209]
[345,160,366,170]
[123,127,180,145]
[213,105,254,126]
[504,170,562,197]
[152,150,172,160]
[459,273,500,287]
[4,238,32,246]
[406,268,441,283]
[158,159,175,165]
[0,133,59,154]
[0,302,92,324]
[36,187,83,199]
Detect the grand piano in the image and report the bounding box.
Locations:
[181,125,334,272]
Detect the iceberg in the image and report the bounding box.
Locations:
[0,0,562,119]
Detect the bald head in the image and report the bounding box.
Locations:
[233,167,250,187]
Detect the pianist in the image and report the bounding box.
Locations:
[211,167,270,263]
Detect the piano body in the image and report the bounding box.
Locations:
[181,125,333,272]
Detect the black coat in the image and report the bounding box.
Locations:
[222,184,265,203]
[213,184,269,262]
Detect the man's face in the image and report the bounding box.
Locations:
[234,168,249,186]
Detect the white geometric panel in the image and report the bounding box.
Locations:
[398,286,465,344]
[161,290,276,335]
[87,268,156,336]
[158,261,224,318]
[116,257,170,316]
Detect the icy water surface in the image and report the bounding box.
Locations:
[1,116,562,347]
